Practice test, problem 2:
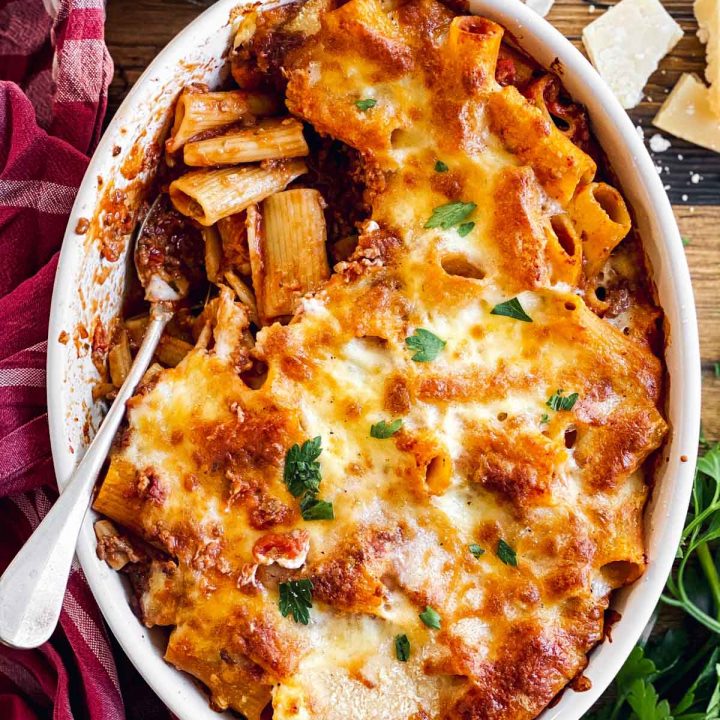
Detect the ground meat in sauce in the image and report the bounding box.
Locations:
[135,193,206,296]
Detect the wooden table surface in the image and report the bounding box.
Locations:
[105,0,720,443]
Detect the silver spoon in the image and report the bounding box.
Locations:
[0,194,188,649]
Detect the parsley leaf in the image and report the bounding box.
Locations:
[300,496,334,521]
[405,328,446,362]
[355,98,377,111]
[434,160,449,173]
[371,418,403,438]
[424,201,476,230]
[469,544,485,558]
[284,437,322,498]
[490,297,532,322]
[682,235,691,247]
[626,679,673,720]
[457,221,475,237]
[540,413,549,424]
[395,634,411,661]
[278,579,314,624]
[496,539,517,567]
[715,362,720,378]
[546,389,579,411]
[419,606,441,629]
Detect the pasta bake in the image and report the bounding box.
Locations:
[91,1,668,718]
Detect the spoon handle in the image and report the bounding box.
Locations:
[0,304,172,649]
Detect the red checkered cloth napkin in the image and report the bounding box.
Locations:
[0,2,169,718]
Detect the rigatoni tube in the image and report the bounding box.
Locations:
[169,160,307,226]
[184,118,308,167]
[166,89,280,153]
[257,188,330,320]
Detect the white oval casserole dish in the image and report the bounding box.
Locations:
[47,1,701,718]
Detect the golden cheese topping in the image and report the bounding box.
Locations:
[94,1,667,719]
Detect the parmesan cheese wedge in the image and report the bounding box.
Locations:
[582,0,683,109]
[653,73,720,153]
[694,0,720,115]
[525,0,555,17]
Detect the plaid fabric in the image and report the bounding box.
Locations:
[0,2,170,718]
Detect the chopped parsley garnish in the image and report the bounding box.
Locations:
[682,235,691,247]
[300,496,334,521]
[496,539,517,567]
[284,437,334,521]
[434,160,449,173]
[546,389,579,412]
[355,98,377,111]
[469,544,485,558]
[279,579,314,624]
[395,634,411,661]
[424,201,476,230]
[419,606,441,629]
[284,437,322,498]
[540,413,550,424]
[490,297,532,322]
[457,221,475,237]
[405,328,446,362]
[370,419,403,438]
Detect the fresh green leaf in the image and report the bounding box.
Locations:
[469,544,485,558]
[284,437,322,498]
[405,328,446,362]
[355,98,377,111]
[627,678,673,720]
[395,634,410,661]
[546,389,579,412]
[371,419,403,439]
[419,606,441,629]
[300,496,334,521]
[715,362,720,378]
[540,413,550,424]
[496,539,517,567]
[682,236,692,247]
[616,646,658,695]
[424,201,476,230]
[434,160,449,173]
[457,221,475,237]
[491,297,532,323]
[675,647,720,714]
[646,628,689,676]
[278,579,314,624]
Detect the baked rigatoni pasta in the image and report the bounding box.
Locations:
[165,88,280,153]
[93,2,668,720]
[183,117,309,166]
[168,159,306,225]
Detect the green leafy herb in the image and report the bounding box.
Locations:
[405,329,446,362]
[490,297,533,323]
[355,98,377,111]
[300,496,334,521]
[682,236,692,247]
[715,362,720,378]
[371,419,403,439]
[278,579,314,624]
[434,160,449,173]
[469,544,485,558]
[457,221,475,237]
[546,389,579,412]
[395,634,411,661]
[419,606,441,629]
[424,201,476,230]
[496,539,517,567]
[284,437,322,498]
[540,413,550,424]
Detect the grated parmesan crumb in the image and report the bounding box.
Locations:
[649,133,671,152]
